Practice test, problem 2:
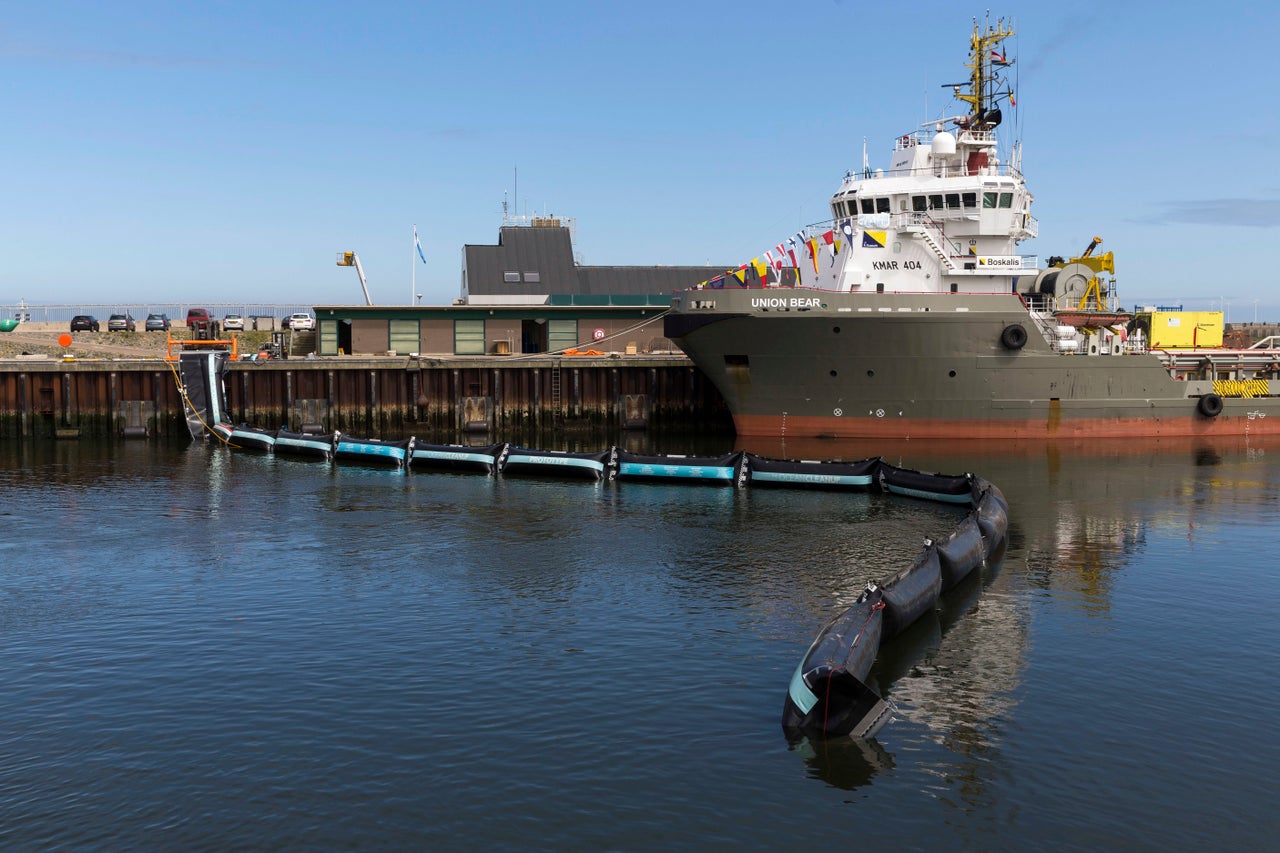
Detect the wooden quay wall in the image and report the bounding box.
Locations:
[0,354,730,440]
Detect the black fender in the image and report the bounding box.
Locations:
[1197,393,1223,418]
[1000,323,1027,350]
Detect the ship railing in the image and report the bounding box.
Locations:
[893,128,998,151]
[1045,293,1128,315]
[848,161,1025,182]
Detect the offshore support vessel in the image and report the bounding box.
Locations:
[663,16,1280,439]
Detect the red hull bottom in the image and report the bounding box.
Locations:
[734,412,1280,440]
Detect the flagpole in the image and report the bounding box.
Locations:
[411,224,416,305]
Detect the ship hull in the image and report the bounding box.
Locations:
[666,291,1280,439]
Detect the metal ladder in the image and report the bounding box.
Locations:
[550,361,562,426]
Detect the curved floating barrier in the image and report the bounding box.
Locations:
[614,450,748,485]
[745,453,878,489]
[782,470,1009,741]
[408,441,507,474]
[274,429,337,461]
[178,355,1008,743]
[500,446,611,480]
[334,433,413,468]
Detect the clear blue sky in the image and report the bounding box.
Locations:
[5,1,1279,321]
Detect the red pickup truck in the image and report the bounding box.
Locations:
[186,308,221,340]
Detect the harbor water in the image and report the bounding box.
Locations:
[2,433,1278,849]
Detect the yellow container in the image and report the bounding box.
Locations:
[1147,311,1223,349]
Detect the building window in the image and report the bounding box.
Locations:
[389,319,419,355]
[454,319,485,355]
[503,271,520,283]
[546,319,578,353]
[523,272,541,283]
[318,319,339,355]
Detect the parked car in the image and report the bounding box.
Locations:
[186,308,220,339]
[145,313,171,332]
[287,312,315,331]
[70,315,100,332]
[107,313,136,332]
[223,313,245,331]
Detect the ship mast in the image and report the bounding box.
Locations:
[955,14,1015,131]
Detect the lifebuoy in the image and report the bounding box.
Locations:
[1197,393,1223,418]
[1000,324,1027,350]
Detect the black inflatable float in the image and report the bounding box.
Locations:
[781,468,1009,741]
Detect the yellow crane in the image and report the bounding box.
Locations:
[1051,236,1115,310]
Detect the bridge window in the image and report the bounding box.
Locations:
[945,193,961,209]
[876,197,890,213]
[913,196,927,212]
[983,192,997,208]
[929,194,944,210]
[962,192,977,208]
[860,199,875,214]
[998,192,1013,208]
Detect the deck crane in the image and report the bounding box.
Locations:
[1045,236,1116,311]
[336,251,373,305]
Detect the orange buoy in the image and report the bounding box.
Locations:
[58,333,72,347]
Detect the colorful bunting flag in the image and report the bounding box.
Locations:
[752,258,769,284]
[841,219,856,246]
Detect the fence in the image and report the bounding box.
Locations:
[3,303,316,327]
